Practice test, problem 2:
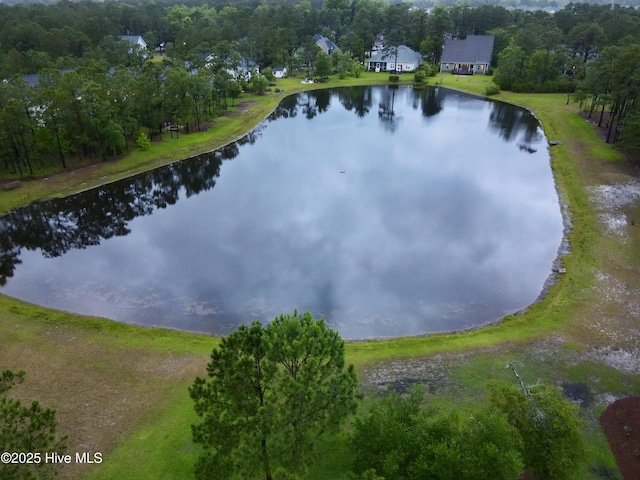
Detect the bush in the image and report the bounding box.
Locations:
[488,377,588,479]
[250,74,269,94]
[500,77,575,94]
[414,70,426,84]
[349,385,523,480]
[420,64,435,77]
[511,81,536,93]
[485,83,500,96]
[388,75,399,82]
[136,132,151,151]
[262,67,275,82]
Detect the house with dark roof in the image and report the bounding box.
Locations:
[440,35,494,75]
[313,34,340,55]
[366,45,422,73]
[20,68,74,87]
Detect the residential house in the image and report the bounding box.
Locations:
[119,35,147,51]
[4,68,75,125]
[366,45,422,72]
[440,35,495,75]
[23,74,41,87]
[19,68,74,87]
[313,34,340,55]
[373,33,385,51]
[119,35,148,60]
[204,53,260,80]
[273,66,287,79]
[226,58,260,81]
[366,33,385,58]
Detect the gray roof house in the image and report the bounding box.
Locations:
[440,35,495,75]
[119,35,147,50]
[313,34,340,55]
[23,74,41,87]
[366,45,422,72]
[20,68,74,87]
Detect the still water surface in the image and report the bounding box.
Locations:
[0,86,563,339]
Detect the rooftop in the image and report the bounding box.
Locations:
[441,35,495,64]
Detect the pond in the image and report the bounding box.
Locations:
[0,86,563,339]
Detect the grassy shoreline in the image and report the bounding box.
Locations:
[2,73,637,479]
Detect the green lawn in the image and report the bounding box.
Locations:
[1,71,637,479]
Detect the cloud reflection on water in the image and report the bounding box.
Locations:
[0,86,562,339]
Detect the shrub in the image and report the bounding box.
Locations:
[420,64,435,77]
[136,132,151,151]
[389,75,399,82]
[414,70,426,84]
[488,372,588,479]
[350,385,523,480]
[262,67,275,82]
[511,81,536,93]
[485,83,500,96]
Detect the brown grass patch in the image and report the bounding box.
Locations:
[1,317,208,479]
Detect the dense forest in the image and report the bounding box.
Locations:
[2,0,640,9]
[1,0,640,177]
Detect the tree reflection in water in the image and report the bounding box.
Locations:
[0,86,554,338]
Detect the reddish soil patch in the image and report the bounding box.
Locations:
[600,397,640,479]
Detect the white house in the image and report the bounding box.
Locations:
[119,35,147,51]
[226,58,260,81]
[366,45,422,72]
[273,66,287,78]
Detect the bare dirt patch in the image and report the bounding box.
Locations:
[225,100,260,117]
[589,181,640,237]
[360,353,465,395]
[600,397,640,480]
[581,175,640,376]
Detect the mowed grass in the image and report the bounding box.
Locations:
[2,71,638,478]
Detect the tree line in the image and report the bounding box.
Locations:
[2,0,640,178]
[2,0,639,75]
